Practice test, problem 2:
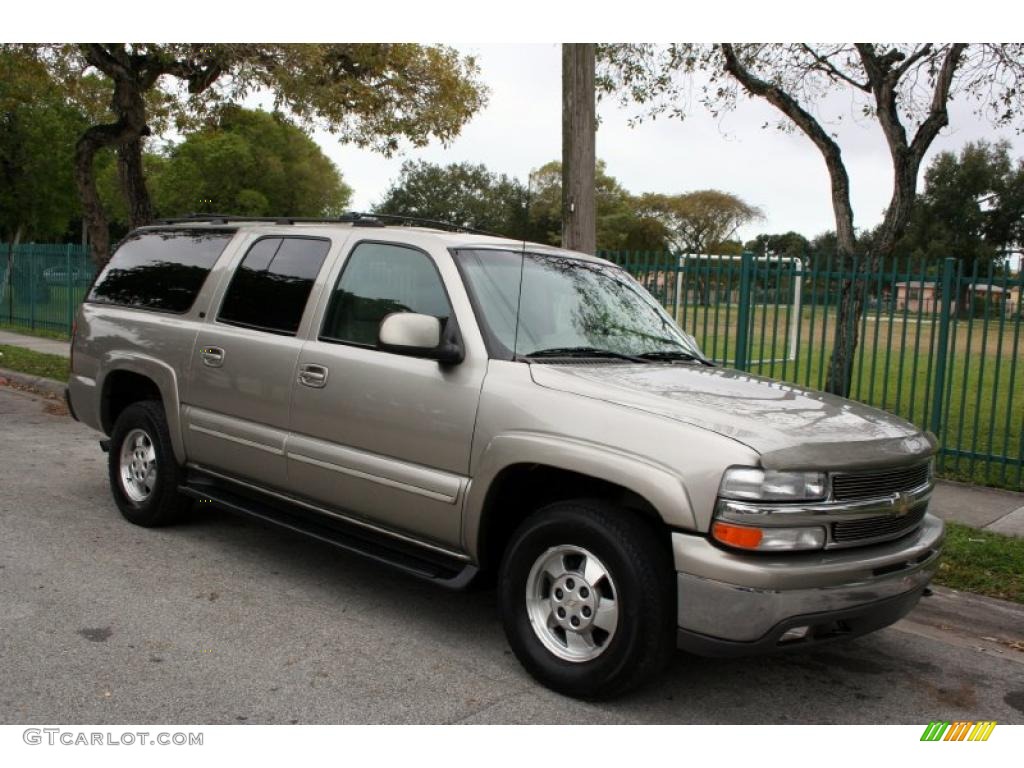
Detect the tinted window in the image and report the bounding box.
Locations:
[218,237,331,335]
[88,229,234,313]
[321,242,451,346]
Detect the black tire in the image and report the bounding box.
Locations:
[107,400,189,527]
[498,499,675,699]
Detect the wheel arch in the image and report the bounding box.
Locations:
[464,432,696,571]
[98,355,185,464]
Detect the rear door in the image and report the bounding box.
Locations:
[183,234,338,490]
[286,239,487,547]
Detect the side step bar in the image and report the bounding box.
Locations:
[179,477,478,590]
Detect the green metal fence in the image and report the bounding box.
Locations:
[0,243,95,336]
[603,251,1024,491]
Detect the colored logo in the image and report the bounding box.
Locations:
[920,721,996,741]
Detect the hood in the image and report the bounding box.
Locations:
[529,363,935,471]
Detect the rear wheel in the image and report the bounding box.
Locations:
[108,400,189,527]
[498,499,675,699]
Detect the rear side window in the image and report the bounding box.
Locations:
[88,229,235,313]
[320,242,451,346]
[218,237,331,336]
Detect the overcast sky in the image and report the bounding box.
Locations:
[292,44,1023,244]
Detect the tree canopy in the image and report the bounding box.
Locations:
[11,43,488,262]
[633,190,763,254]
[526,160,670,251]
[373,159,674,252]
[374,160,526,235]
[897,140,1024,276]
[0,48,86,242]
[744,231,811,260]
[599,43,1024,395]
[148,106,352,219]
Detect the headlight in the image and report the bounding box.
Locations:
[718,467,827,502]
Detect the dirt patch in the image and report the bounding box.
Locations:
[43,400,69,417]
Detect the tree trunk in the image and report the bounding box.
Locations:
[825,159,918,397]
[117,134,155,229]
[561,43,596,254]
[2,225,22,322]
[74,128,113,266]
[73,75,151,266]
[823,45,965,397]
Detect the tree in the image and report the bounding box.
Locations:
[528,160,667,251]
[898,140,1024,282]
[0,48,85,243]
[151,106,351,219]
[745,231,811,260]
[599,43,1024,395]
[374,160,527,236]
[373,158,672,252]
[16,43,487,264]
[633,190,763,253]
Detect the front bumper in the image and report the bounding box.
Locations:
[673,512,944,655]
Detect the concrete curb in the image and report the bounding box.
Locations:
[0,366,67,398]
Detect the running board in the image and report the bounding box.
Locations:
[179,477,478,590]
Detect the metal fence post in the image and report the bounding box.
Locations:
[734,252,754,371]
[930,257,956,438]
[28,246,36,330]
[673,254,683,322]
[65,243,74,334]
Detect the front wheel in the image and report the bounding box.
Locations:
[498,500,675,699]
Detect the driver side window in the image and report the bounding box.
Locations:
[320,242,452,347]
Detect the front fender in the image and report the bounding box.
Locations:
[461,431,697,560]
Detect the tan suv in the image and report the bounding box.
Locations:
[67,215,943,699]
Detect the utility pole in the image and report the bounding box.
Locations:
[562,43,596,254]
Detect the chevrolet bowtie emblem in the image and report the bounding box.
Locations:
[895,492,912,515]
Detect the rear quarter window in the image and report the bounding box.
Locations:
[217,236,332,336]
[88,229,236,313]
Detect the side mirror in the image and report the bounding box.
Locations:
[378,313,463,364]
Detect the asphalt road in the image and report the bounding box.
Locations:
[1,385,1022,724]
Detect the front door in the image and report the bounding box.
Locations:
[185,235,334,490]
[287,240,485,547]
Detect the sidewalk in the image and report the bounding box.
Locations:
[1,327,1022,535]
[931,480,1024,538]
[0,328,70,357]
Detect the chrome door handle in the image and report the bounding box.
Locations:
[200,346,225,367]
[298,364,329,388]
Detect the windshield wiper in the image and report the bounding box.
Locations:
[635,349,716,367]
[522,347,646,363]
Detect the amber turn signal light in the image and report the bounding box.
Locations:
[712,521,764,550]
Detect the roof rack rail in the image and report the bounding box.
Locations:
[152,211,506,238]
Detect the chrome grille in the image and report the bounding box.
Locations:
[831,462,931,501]
[831,506,927,545]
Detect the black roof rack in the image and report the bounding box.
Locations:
[152,211,506,238]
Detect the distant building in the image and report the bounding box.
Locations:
[968,282,1020,316]
[892,281,939,313]
[890,279,1020,316]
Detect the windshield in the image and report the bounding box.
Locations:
[454,249,704,360]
